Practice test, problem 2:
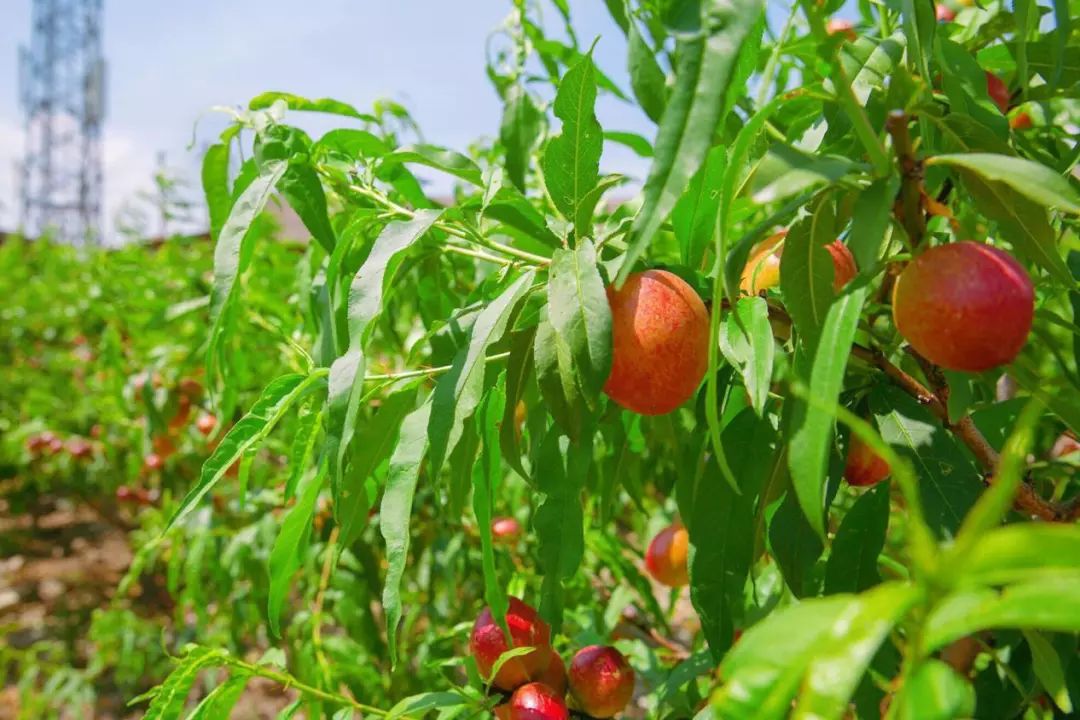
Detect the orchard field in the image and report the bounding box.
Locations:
[3,0,1080,718]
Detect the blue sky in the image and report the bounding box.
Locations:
[0,1,660,240]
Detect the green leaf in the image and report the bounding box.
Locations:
[779,201,836,351]
[280,162,336,253]
[787,285,870,536]
[748,145,856,205]
[922,578,1080,653]
[769,490,824,598]
[929,153,1080,215]
[499,328,536,482]
[948,400,1041,565]
[185,674,249,720]
[957,172,1072,285]
[337,386,418,549]
[617,0,766,284]
[534,307,585,441]
[380,397,434,668]
[603,130,654,158]
[546,239,612,406]
[541,51,603,236]
[893,660,975,720]
[534,428,590,633]
[792,583,921,720]
[682,412,772,658]
[164,372,325,533]
[871,385,981,539]
[1025,630,1073,714]
[143,647,227,720]
[249,91,375,121]
[500,85,545,193]
[627,20,668,123]
[386,692,467,720]
[673,145,725,270]
[202,143,231,242]
[385,145,484,187]
[1008,352,1080,433]
[900,0,934,85]
[718,296,774,417]
[848,177,899,271]
[268,463,325,637]
[949,524,1080,587]
[348,210,444,345]
[328,211,442,521]
[824,482,890,594]
[428,272,535,479]
[207,159,288,380]
[714,595,856,718]
[474,387,509,645]
[315,128,388,159]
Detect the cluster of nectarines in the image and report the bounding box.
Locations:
[602,233,1033,498]
[470,597,635,718]
[25,430,96,461]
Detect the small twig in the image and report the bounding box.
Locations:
[312,527,339,689]
[885,111,926,249]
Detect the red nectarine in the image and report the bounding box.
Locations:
[492,517,522,544]
[644,523,689,588]
[604,270,709,415]
[935,3,956,21]
[986,72,1010,113]
[568,645,635,718]
[470,597,552,691]
[892,242,1033,372]
[537,652,567,696]
[508,683,568,720]
[196,414,217,436]
[844,436,891,487]
[740,231,857,294]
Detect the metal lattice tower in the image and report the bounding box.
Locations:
[18,0,106,244]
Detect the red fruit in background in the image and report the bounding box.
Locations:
[470,597,552,691]
[826,19,856,40]
[892,242,1033,372]
[1051,434,1080,459]
[491,517,522,544]
[46,436,64,455]
[1010,112,1033,130]
[986,72,1010,113]
[844,436,891,487]
[144,453,164,472]
[152,435,177,460]
[178,377,204,399]
[741,232,857,294]
[537,653,567,696]
[645,523,689,588]
[935,3,955,21]
[66,437,93,460]
[195,414,217,436]
[26,434,48,453]
[825,241,858,290]
[508,683,568,720]
[568,645,634,718]
[604,270,710,416]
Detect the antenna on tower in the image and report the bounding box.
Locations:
[19,0,106,245]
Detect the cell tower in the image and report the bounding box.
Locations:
[19,0,106,244]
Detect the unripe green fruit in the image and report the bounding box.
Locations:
[604,270,709,416]
[892,242,1033,372]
